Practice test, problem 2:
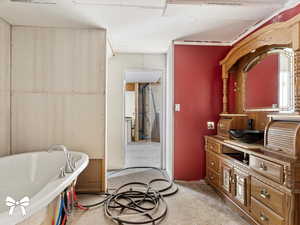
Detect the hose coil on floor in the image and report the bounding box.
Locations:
[77,167,178,225]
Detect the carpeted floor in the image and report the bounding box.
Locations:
[70,169,249,225]
[125,142,161,168]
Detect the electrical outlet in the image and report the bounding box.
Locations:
[207,121,215,130]
[175,104,180,112]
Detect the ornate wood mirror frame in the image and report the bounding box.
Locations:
[220,15,300,114]
[242,46,294,112]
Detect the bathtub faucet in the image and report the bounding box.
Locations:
[47,145,75,173]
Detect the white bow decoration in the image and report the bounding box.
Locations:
[6,196,30,216]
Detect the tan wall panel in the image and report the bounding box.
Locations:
[0,19,11,157]
[12,27,106,94]
[12,94,105,158]
[11,26,106,158]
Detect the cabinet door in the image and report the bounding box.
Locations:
[221,163,233,195]
[233,169,250,207]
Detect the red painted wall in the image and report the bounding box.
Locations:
[174,45,231,181]
[266,3,300,24]
[246,54,279,108]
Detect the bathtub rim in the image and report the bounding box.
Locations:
[0,151,89,225]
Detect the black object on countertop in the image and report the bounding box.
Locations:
[229,129,264,144]
[247,119,254,130]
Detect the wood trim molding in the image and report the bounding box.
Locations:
[134,83,139,141]
[294,49,300,111]
[221,14,300,69]
[221,15,300,114]
[76,159,105,193]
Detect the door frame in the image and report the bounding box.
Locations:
[122,69,166,170]
[163,44,175,180]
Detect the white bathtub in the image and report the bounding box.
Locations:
[0,151,89,225]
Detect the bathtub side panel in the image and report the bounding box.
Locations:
[17,196,60,225]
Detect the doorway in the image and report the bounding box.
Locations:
[123,71,162,168]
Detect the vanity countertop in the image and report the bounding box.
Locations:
[206,135,296,165]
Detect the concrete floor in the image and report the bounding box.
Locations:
[125,142,161,168]
[71,169,249,225]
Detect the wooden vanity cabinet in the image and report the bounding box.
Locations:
[205,136,300,225]
[207,168,220,187]
[220,160,250,208]
[251,197,285,225]
[249,155,284,184]
[232,168,250,208]
[206,150,221,188]
[207,139,222,154]
[206,139,250,209]
[207,151,220,173]
[220,161,233,195]
[251,178,286,217]
[204,14,300,225]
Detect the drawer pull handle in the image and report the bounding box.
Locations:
[210,162,215,166]
[210,176,214,180]
[259,162,267,171]
[260,214,268,222]
[230,176,235,184]
[260,189,270,199]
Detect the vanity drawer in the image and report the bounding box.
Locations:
[207,140,221,154]
[251,178,285,216]
[251,197,284,225]
[207,168,220,187]
[249,156,284,184]
[207,151,220,173]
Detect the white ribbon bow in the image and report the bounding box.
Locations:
[6,196,30,216]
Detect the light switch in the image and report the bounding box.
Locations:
[175,104,180,112]
[207,121,215,130]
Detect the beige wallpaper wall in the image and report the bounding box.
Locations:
[0,19,11,157]
[11,26,106,159]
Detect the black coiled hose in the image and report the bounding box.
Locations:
[76,167,178,225]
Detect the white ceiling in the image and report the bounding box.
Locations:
[125,70,162,83]
[0,0,297,53]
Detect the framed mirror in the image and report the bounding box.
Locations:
[243,47,294,112]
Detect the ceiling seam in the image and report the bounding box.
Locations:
[167,0,284,7]
[72,1,164,10]
[173,40,232,46]
[161,0,168,16]
[5,0,298,52]
[173,1,299,47]
[105,0,298,51]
